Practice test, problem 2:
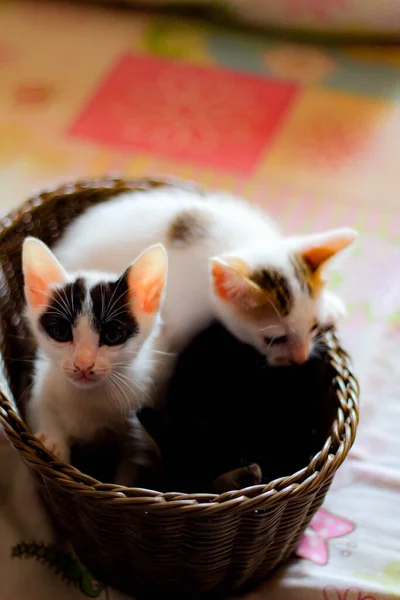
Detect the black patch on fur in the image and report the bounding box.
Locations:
[167,209,209,246]
[290,255,312,295]
[250,268,293,316]
[39,278,85,337]
[90,273,139,345]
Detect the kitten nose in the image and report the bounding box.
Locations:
[291,354,307,366]
[289,341,309,365]
[74,348,95,373]
[74,361,95,375]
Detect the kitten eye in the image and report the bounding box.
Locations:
[49,322,72,343]
[101,323,127,346]
[264,335,287,346]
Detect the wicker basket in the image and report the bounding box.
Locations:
[0,177,359,598]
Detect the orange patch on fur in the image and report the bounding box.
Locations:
[301,233,355,272]
[310,270,326,294]
[302,247,333,271]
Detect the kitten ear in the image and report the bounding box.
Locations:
[296,228,357,272]
[126,244,168,317]
[210,257,264,309]
[22,237,68,310]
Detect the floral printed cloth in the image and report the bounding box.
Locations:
[87,0,400,36]
[1,1,400,599]
[218,0,400,36]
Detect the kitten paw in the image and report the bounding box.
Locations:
[319,290,347,327]
[36,432,69,463]
[212,463,262,494]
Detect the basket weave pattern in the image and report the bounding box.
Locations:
[0,178,359,597]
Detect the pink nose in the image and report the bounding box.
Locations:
[291,354,307,366]
[289,342,309,365]
[74,362,95,375]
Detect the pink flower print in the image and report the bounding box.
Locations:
[280,0,347,21]
[296,509,354,565]
[323,586,376,600]
[297,533,328,565]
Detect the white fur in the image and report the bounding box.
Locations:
[55,187,355,365]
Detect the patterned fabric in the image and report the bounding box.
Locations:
[221,0,400,35]
[0,1,400,599]
[80,0,400,36]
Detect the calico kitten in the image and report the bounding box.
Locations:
[55,186,357,366]
[23,237,167,482]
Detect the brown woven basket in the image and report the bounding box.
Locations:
[0,177,359,598]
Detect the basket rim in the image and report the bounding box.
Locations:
[0,176,360,513]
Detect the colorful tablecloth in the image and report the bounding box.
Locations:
[83,0,400,37]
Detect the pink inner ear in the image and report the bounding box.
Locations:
[130,276,164,315]
[211,262,256,307]
[211,263,232,301]
[25,272,50,309]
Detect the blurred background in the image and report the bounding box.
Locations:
[1,0,400,370]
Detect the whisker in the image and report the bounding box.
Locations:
[36,307,69,320]
[106,318,128,328]
[114,370,151,405]
[264,297,282,323]
[5,357,37,365]
[105,284,127,322]
[51,288,73,320]
[105,377,125,416]
[69,284,75,318]
[259,324,277,333]
[104,282,121,319]
[18,379,35,405]
[28,287,72,320]
[113,370,143,394]
[265,336,278,351]
[107,375,125,411]
[105,302,133,323]
[113,377,130,414]
[152,349,175,357]
[6,332,36,342]
[108,373,134,414]
[101,284,106,321]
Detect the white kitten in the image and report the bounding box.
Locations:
[23,237,167,480]
[55,186,356,366]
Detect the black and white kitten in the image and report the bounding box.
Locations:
[23,237,167,482]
